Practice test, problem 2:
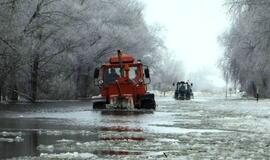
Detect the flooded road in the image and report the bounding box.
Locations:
[0,94,270,159]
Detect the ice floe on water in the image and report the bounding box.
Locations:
[56,139,75,143]
[38,130,62,136]
[0,131,24,142]
[0,131,23,136]
[38,129,95,136]
[1,94,270,159]
[146,125,228,134]
[0,136,24,143]
[37,145,54,152]
[40,152,98,159]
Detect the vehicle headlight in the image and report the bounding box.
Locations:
[98,80,104,85]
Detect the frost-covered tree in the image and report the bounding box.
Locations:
[220,0,270,97]
[0,0,164,102]
[1,0,83,101]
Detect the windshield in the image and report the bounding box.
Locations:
[103,68,120,84]
[103,66,139,85]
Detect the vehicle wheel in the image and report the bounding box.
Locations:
[139,93,156,109]
[93,102,106,109]
[141,99,156,109]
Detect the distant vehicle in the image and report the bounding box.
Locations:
[173,81,193,100]
[92,50,156,112]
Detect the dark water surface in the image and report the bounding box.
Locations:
[0,101,166,159]
[0,96,270,159]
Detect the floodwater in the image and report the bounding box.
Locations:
[0,93,270,159]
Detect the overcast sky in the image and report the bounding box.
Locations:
[142,0,231,87]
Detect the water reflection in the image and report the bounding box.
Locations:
[100,126,143,132]
[95,126,144,157]
[0,101,154,159]
[0,118,146,159]
[94,150,142,156]
[0,132,39,158]
[0,117,94,159]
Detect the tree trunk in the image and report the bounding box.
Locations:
[80,74,90,98]
[7,69,18,102]
[75,65,90,99]
[2,86,6,102]
[75,65,81,99]
[31,54,39,102]
[10,84,18,101]
[0,85,2,102]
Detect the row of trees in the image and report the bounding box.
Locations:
[0,0,165,102]
[220,0,270,97]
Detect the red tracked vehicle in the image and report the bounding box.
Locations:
[92,50,156,111]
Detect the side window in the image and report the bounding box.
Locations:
[113,68,121,76]
[103,68,110,84]
[129,67,138,79]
